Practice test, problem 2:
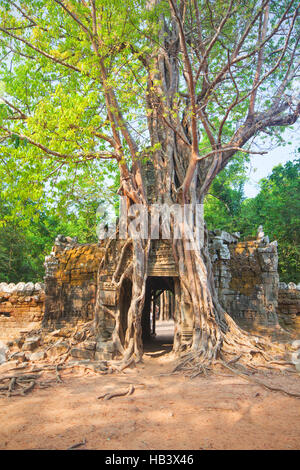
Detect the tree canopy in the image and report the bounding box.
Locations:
[0,1,299,206]
[0,0,299,281]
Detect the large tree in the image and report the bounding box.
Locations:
[0,0,299,366]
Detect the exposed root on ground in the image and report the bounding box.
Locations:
[171,313,300,398]
[97,384,135,400]
[67,439,87,450]
[172,353,300,399]
[0,373,40,397]
[1,307,299,399]
[0,361,113,398]
[218,361,300,399]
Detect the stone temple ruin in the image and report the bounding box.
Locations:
[0,229,299,361]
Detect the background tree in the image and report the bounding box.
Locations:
[0,198,100,283]
[0,0,299,366]
[0,186,115,282]
[2,157,298,284]
[205,157,300,283]
[239,158,300,283]
[204,154,248,232]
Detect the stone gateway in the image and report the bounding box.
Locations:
[39,230,298,360]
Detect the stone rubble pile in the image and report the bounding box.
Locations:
[0,319,100,374]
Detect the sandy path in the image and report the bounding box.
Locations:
[0,331,299,450]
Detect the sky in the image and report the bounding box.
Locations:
[244,129,299,198]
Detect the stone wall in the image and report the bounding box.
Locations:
[0,282,45,341]
[277,282,300,333]
[42,232,281,337]
[1,231,298,344]
[42,236,105,330]
[209,230,279,333]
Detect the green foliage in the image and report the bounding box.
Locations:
[0,1,299,282]
[239,159,300,283]
[204,154,248,232]
[0,195,110,282]
[205,158,300,282]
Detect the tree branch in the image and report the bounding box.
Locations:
[53,0,94,38]
[169,0,198,155]
[0,26,86,75]
[0,125,118,161]
[195,0,235,85]
[248,1,270,117]
[198,0,295,110]
[0,98,27,119]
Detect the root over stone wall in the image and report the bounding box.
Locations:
[1,231,299,345]
[42,231,287,339]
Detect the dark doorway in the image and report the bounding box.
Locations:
[142,276,176,356]
[119,278,132,346]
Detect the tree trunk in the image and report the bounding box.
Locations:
[94,148,286,369]
[94,17,287,369]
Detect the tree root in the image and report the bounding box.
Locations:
[218,361,300,399]
[109,357,136,373]
[0,365,68,397]
[97,384,135,400]
[0,353,129,397]
[172,348,300,399]
[55,365,63,383]
[0,374,38,397]
[67,438,87,450]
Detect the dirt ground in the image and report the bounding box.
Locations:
[0,323,300,450]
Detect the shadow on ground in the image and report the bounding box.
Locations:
[143,320,174,357]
